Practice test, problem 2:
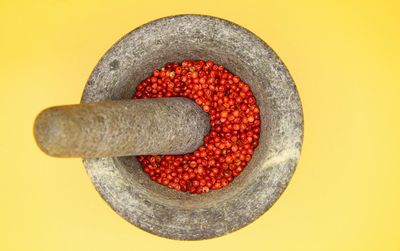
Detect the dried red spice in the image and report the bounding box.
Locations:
[133,60,261,194]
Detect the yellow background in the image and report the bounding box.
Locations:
[1,0,399,250]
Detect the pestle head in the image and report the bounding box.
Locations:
[34,98,210,158]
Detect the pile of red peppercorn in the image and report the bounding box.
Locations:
[133,60,261,194]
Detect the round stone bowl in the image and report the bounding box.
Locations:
[81,14,303,240]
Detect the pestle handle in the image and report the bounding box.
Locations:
[34,98,210,158]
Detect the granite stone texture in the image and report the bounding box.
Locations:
[82,14,304,240]
[34,98,209,157]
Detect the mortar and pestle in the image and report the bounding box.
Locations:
[34,15,303,240]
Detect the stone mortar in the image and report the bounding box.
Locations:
[81,14,303,240]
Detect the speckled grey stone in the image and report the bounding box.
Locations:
[82,14,303,240]
[34,98,210,157]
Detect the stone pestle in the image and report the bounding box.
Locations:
[34,97,210,158]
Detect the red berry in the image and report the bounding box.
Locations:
[189,161,197,168]
[220,110,228,118]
